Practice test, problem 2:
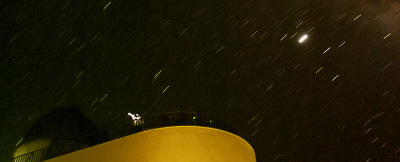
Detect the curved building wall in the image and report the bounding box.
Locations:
[44,126,256,162]
[13,138,51,157]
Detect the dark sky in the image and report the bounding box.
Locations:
[2,0,400,161]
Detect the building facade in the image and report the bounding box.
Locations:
[12,105,255,162]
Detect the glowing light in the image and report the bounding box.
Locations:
[100,94,108,102]
[280,34,288,41]
[76,71,84,79]
[323,47,331,54]
[128,113,141,120]
[383,33,391,39]
[16,138,23,146]
[298,34,308,43]
[316,67,323,74]
[154,70,162,78]
[332,75,339,81]
[162,86,169,93]
[354,14,362,20]
[103,2,111,10]
[372,137,379,143]
[339,41,346,47]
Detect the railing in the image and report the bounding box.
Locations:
[11,139,89,162]
[11,111,236,162]
[12,148,47,162]
[109,111,236,139]
[44,139,89,159]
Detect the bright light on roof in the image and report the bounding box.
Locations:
[128,112,141,120]
[298,34,308,43]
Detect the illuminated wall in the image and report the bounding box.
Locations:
[43,126,256,162]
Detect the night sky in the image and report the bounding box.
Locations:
[2,0,400,161]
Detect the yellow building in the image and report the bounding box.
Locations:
[12,105,256,162]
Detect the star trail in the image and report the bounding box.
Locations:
[1,0,400,161]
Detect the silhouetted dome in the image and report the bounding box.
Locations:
[23,105,99,145]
